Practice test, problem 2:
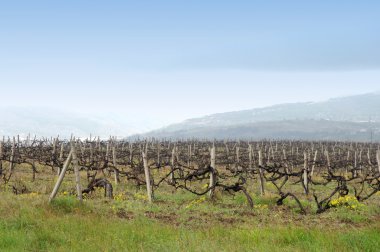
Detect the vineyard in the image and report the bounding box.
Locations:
[1,137,380,251]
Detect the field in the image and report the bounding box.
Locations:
[1,138,380,251]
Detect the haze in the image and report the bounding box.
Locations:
[1,1,379,128]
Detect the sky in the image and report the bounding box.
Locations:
[0,0,379,126]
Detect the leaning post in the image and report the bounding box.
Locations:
[209,144,217,198]
[142,150,153,203]
[48,149,73,203]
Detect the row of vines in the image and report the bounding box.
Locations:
[1,136,379,214]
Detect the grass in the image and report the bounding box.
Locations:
[1,166,380,251]
[0,191,379,252]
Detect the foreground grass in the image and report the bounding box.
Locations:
[0,192,380,252]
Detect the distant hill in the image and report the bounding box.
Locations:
[2,93,379,141]
[137,93,380,141]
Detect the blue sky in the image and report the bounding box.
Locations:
[0,0,379,124]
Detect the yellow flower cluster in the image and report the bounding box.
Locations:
[254,204,269,210]
[82,192,88,200]
[114,193,127,202]
[110,204,124,214]
[20,192,39,198]
[185,196,207,209]
[329,195,364,210]
[29,192,39,197]
[134,192,148,201]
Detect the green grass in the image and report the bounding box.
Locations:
[0,191,379,252]
[1,166,380,251]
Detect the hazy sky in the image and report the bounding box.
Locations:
[0,1,379,124]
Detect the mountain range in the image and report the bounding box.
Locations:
[1,93,379,141]
[136,92,380,141]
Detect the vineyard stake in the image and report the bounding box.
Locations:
[0,141,2,177]
[170,147,175,184]
[9,137,15,177]
[142,150,153,203]
[303,152,309,195]
[112,146,120,184]
[209,145,217,198]
[49,149,73,203]
[258,150,265,196]
[310,150,318,177]
[71,143,83,203]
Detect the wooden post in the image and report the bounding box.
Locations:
[129,143,133,164]
[112,146,120,184]
[142,150,153,203]
[170,147,176,184]
[367,148,372,165]
[96,137,100,151]
[248,144,253,170]
[303,152,309,195]
[258,150,265,196]
[325,150,331,173]
[354,150,358,177]
[27,133,30,146]
[71,143,83,203]
[157,143,161,166]
[376,150,380,174]
[188,144,192,167]
[9,137,16,176]
[79,140,85,157]
[236,146,240,164]
[225,142,229,156]
[58,143,64,176]
[345,150,350,177]
[175,145,179,166]
[209,145,217,198]
[0,141,2,177]
[59,143,64,159]
[310,150,318,177]
[51,138,57,174]
[87,143,94,181]
[106,142,110,162]
[49,150,73,203]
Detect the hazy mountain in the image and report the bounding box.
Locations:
[137,120,380,141]
[137,93,380,141]
[0,107,162,139]
[2,93,379,141]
